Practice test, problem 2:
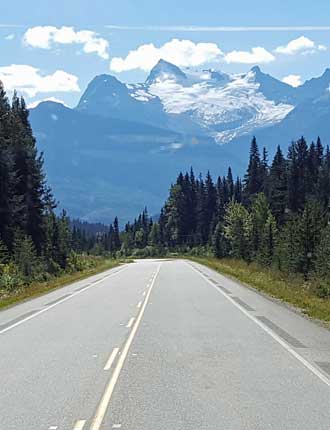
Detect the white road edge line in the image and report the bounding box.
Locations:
[90,263,161,430]
[104,347,120,371]
[126,317,135,328]
[137,301,142,309]
[0,266,128,335]
[73,420,86,430]
[188,262,330,389]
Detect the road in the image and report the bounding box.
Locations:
[1,259,330,430]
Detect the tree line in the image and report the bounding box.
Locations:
[114,136,330,296]
[2,77,330,298]
[0,83,114,290]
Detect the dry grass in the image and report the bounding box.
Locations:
[189,257,330,323]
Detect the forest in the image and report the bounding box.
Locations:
[0,83,119,293]
[118,137,330,298]
[1,78,330,299]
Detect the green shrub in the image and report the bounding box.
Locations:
[0,263,23,292]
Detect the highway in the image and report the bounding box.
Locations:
[1,259,330,429]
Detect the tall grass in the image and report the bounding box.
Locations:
[190,257,330,324]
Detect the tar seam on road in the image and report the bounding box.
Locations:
[0,309,40,331]
[231,297,255,311]
[187,262,330,390]
[217,285,232,294]
[44,293,73,306]
[257,316,306,348]
[0,265,128,336]
[315,362,330,376]
[90,263,161,430]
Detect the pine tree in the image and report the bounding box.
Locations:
[258,213,277,266]
[224,201,251,260]
[227,167,234,201]
[113,217,121,251]
[268,146,287,224]
[243,137,263,201]
[250,193,271,258]
[212,222,227,258]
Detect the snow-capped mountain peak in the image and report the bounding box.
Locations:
[75,63,330,146]
[146,59,187,84]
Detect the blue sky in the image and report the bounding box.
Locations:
[1,0,330,107]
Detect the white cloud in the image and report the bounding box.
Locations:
[275,36,326,55]
[23,26,109,59]
[224,47,275,64]
[5,34,15,40]
[27,97,68,109]
[0,64,80,97]
[110,38,223,72]
[282,74,302,87]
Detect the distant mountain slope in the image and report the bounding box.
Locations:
[30,62,330,223]
[30,101,238,223]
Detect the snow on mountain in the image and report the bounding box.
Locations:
[128,60,294,143]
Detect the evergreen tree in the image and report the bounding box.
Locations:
[224,201,251,260]
[268,146,287,224]
[243,137,263,201]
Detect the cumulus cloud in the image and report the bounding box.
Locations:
[110,38,223,72]
[224,47,275,64]
[27,97,68,109]
[0,64,80,97]
[282,74,302,87]
[23,26,109,59]
[275,36,326,55]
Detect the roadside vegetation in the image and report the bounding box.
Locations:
[190,257,330,324]
[0,257,125,310]
[0,82,126,307]
[2,78,330,321]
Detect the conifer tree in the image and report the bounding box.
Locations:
[243,137,263,201]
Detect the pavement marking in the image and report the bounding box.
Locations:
[112,425,122,429]
[142,291,146,296]
[49,426,58,430]
[0,266,128,336]
[90,264,161,430]
[231,296,255,312]
[257,316,306,348]
[73,420,86,430]
[126,317,135,328]
[137,301,142,308]
[104,347,120,371]
[188,262,330,390]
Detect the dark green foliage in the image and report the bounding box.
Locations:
[118,134,330,290]
[243,137,264,201]
[0,81,112,291]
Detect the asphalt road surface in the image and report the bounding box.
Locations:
[1,259,330,430]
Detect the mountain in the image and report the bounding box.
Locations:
[30,61,330,223]
[249,66,297,104]
[146,59,187,84]
[296,68,330,102]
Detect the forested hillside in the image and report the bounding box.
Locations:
[2,77,330,301]
[0,83,118,292]
[114,136,330,297]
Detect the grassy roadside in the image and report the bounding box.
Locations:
[0,258,130,310]
[189,256,330,324]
